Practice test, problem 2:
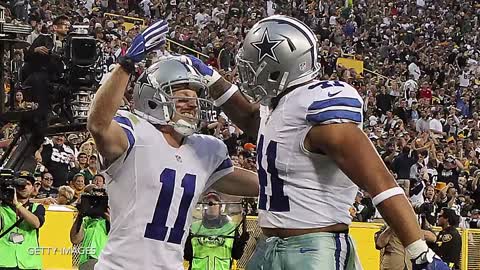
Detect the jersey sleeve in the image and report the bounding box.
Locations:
[205,140,234,190]
[305,83,364,126]
[101,111,138,177]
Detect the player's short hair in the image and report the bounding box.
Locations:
[441,207,460,227]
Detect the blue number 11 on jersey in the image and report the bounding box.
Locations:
[257,135,290,212]
[144,168,196,244]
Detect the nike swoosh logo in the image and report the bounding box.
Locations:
[328,91,342,97]
[299,248,318,253]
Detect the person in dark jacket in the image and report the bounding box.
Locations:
[22,15,70,119]
[430,208,461,270]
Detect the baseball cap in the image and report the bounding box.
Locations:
[16,171,36,186]
[203,191,221,203]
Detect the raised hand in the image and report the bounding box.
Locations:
[125,20,169,63]
[180,55,222,87]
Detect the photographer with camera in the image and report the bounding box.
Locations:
[0,171,45,270]
[70,185,109,270]
[184,192,249,270]
[22,15,70,121]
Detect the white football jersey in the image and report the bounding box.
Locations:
[95,111,233,270]
[256,80,364,229]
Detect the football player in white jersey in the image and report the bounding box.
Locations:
[184,15,449,270]
[87,21,258,270]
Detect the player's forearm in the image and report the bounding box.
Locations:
[87,65,130,133]
[376,196,423,247]
[213,167,259,197]
[210,78,260,137]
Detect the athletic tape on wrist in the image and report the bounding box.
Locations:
[213,84,238,107]
[405,239,429,260]
[207,70,222,87]
[372,187,405,206]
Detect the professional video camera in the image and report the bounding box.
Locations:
[0,169,32,203]
[53,25,103,124]
[0,24,103,127]
[0,169,16,203]
[77,188,108,218]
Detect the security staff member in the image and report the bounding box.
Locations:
[184,192,249,270]
[0,171,46,270]
[431,208,461,270]
[22,15,70,120]
[375,225,437,270]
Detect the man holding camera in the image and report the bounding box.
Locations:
[184,192,249,270]
[22,15,70,122]
[70,185,109,270]
[0,171,45,270]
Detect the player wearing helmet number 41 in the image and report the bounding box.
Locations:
[87,20,258,270]
[184,15,449,270]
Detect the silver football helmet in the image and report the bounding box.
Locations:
[132,56,216,136]
[236,15,321,105]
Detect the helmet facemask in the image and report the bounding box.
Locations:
[237,53,288,106]
[133,62,217,136]
[236,15,322,106]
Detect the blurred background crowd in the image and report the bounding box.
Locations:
[0,0,479,228]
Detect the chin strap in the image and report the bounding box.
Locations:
[171,119,197,136]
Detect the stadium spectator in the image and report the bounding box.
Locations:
[36,171,58,199]
[80,155,99,185]
[56,185,76,205]
[92,174,105,189]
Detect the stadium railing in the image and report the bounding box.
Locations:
[165,39,209,59]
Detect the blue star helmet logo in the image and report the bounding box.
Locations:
[251,28,283,63]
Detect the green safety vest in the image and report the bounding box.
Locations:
[0,203,42,269]
[190,219,237,270]
[78,216,108,265]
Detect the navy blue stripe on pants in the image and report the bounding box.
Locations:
[344,233,351,269]
[335,233,341,270]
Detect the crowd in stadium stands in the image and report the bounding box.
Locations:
[0,0,480,228]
